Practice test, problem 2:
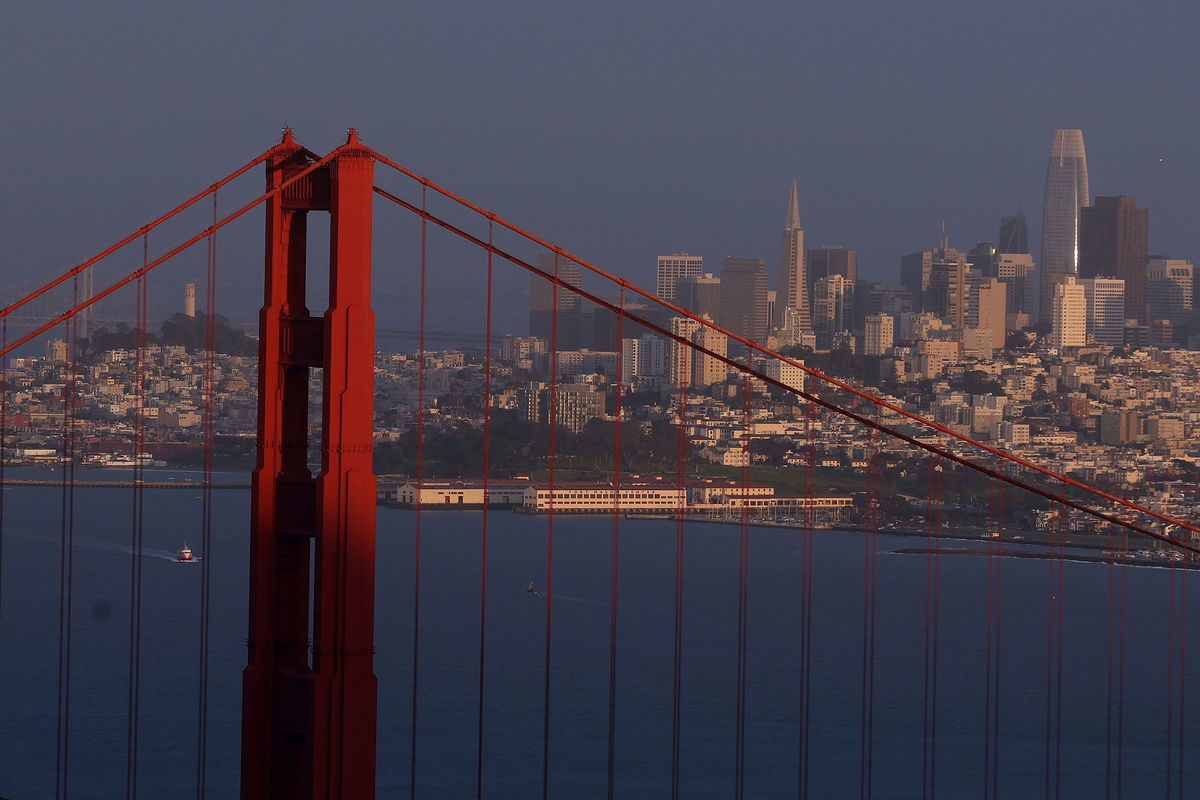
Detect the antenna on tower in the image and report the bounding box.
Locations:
[939,220,949,251]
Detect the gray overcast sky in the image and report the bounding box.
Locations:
[2,0,1198,331]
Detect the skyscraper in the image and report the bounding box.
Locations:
[775,179,810,331]
[967,241,997,279]
[998,213,1029,255]
[1079,196,1149,323]
[676,273,722,321]
[811,274,852,333]
[1039,129,1090,324]
[1146,258,1194,326]
[656,253,703,303]
[529,253,584,348]
[720,257,769,343]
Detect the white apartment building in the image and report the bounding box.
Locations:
[1050,276,1086,349]
[863,313,894,356]
[656,253,703,302]
[1080,277,1125,345]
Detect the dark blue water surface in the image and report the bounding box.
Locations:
[1,466,1197,798]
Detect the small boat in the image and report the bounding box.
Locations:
[526,580,538,594]
[176,544,198,563]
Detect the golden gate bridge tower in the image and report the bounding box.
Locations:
[241,130,379,799]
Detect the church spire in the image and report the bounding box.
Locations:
[785,178,802,229]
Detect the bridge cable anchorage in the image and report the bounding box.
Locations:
[671,340,688,800]
[370,184,1200,555]
[475,220,494,800]
[0,148,343,362]
[195,187,218,799]
[606,286,624,800]
[542,252,560,800]
[0,149,272,321]
[370,151,1200,543]
[409,185,428,800]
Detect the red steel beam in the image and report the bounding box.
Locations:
[369,157,1200,542]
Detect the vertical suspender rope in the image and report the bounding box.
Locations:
[798,400,815,800]
[56,277,79,800]
[1116,513,1127,799]
[0,316,6,622]
[196,190,217,799]
[1178,561,1187,798]
[127,246,148,800]
[1167,540,1177,798]
[922,454,941,800]
[410,186,428,800]
[734,371,751,800]
[607,288,624,800]
[671,330,688,800]
[476,221,494,800]
[985,463,1004,800]
[860,404,878,800]
[542,254,560,800]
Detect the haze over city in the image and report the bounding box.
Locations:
[3,3,1200,798]
[4,1,1199,331]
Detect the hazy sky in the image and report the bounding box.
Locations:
[3,1,1198,333]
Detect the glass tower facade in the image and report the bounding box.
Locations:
[1038,129,1090,324]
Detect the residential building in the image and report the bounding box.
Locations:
[863,314,894,356]
[1080,278,1125,345]
[1050,276,1086,349]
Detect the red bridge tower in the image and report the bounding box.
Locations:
[241,129,378,799]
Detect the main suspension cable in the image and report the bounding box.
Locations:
[370,185,1197,554]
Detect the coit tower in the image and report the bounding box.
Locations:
[1038,129,1090,325]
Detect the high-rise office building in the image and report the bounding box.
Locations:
[996,254,1038,323]
[1146,258,1194,326]
[812,274,852,333]
[775,180,810,331]
[676,273,722,321]
[998,213,1029,255]
[1080,278,1126,345]
[529,253,584,349]
[656,253,703,302]
[1080,196,1149,323]
[1050,275,1086,349]
[807,245,857,296]
[863,314,895,356]
[720,257,769,343]
[967,277,1007,350]
[968,241,997,279]
[1039,129,1090,324]
[901,228,970,323]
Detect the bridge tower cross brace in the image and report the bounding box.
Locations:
[241,129,378,800]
